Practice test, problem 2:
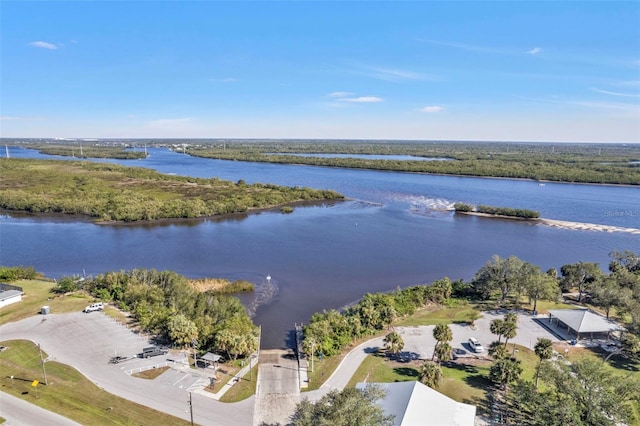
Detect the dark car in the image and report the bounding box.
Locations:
[141,346,169,358]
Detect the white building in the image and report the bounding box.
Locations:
[0,288,23,308]
[357,381,476,426]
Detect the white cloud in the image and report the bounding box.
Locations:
[338,96,383,103]
[527,47,542,55]
[327,91,354,98]
[28,41,58,50]
[419,106,445,113]
[365,67,435,82]
[417,38,503,54]
[209,77,237,83]
[590,87,640,98]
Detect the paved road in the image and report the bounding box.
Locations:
[0,391,82,426]
[0,312,254,426]
[0,310,560,425]
[302,310,561,403]
[253,349,300,426]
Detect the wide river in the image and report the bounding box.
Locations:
[2,146,639,347]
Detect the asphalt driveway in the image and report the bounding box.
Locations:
[0,312,254,426]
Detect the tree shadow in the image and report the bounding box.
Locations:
[392,367,420,379]
[445,362,480,375]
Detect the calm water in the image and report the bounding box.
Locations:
[2,146,639,347]
[266,153,452,161]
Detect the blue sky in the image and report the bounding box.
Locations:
[1,1,639,142]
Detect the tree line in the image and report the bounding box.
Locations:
[300,251,640,424]
[454,203,540,219]
[0,159,343,222]
[184,141,640,185]
[303,251,640,360]
[54,269,259,360]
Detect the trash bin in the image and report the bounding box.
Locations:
[40,306,50,315]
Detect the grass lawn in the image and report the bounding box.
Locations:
[0,340,189,425]
[345,351,493,415]
[395,304,480,327]
[218,366,258,402]
[132,366,170,380]
[0,280,93,326]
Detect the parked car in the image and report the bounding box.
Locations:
[141,346,169,358]
[468,337,484,353]
[83,302,104,313]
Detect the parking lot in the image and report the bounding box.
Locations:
[0,311,254,425]
[397,310,561,361]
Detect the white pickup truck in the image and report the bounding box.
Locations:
[83,302,104,313]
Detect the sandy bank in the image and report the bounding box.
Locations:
[457,211,640,235]
[537,218,640,235]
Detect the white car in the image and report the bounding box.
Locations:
[468,337,484,353]
[83,302,104,313]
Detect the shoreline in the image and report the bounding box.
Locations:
[185,153,640,188]
[0,199,346,227]
[457,211,640,235]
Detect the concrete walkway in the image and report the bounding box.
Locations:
[253,349,301,426]
[299,310,563,404]
[191,354,259,401]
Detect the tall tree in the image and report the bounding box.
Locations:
[559,261,602,303]
[488,341,508,360]
[471,255,525,301]
[432,324,453,361]
[525,272,560,313]
[167,313,198,347]
[489,356,523,394]
[383,331,404,360]
[540,357,640,426]
[533,338,553,388]
[434,342,453,365]
[490,318,505,344]
[591,275,623,319]
[290,385,394,426]
[419,360,444,388]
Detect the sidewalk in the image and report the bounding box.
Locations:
[191,354,259,400]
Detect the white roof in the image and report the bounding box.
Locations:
[0,290,23,302]
[548,309,621,333]
[357,381,476,426]
[201,352,222,362]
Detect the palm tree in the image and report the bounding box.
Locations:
[502,321,517,348]
[489,356,523,394]
[432,324,453,360]
[534,338,553,387]
[490,319,505,344]
[488,341,508,360]
[434,342,453,365]
[504,311,518,325]
[419,360,443,388]
[502,312,518,350]
[383,331,404,360]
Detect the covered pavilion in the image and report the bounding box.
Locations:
[547,309,623,341]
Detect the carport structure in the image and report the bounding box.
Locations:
[201,352,222,369]
[548,309,623,341]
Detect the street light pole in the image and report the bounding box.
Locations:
[188,392,194,426]
[38,344,48,385]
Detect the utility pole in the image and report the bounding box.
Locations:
[310,340,314,373]
[38,344,48,385]
[192,338,198,368]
